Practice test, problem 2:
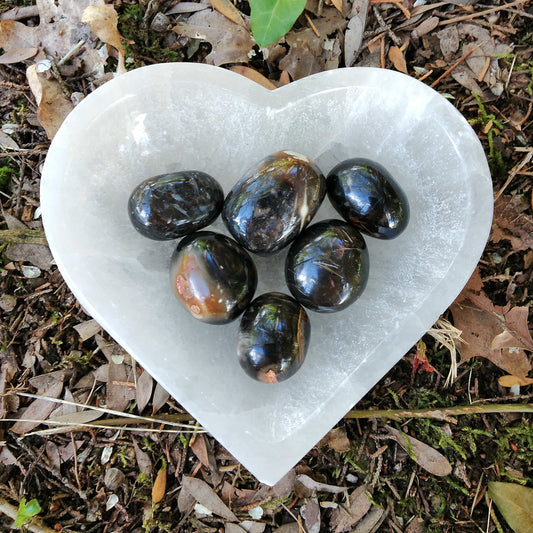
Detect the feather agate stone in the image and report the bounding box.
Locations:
[129,171,224,240]
[223,151,326,255]
[326,159,409,239]
[285,219,369,312]
[238,292,310,383]
[170,231,257,324]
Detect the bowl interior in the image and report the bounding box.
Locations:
[40,64,493,485]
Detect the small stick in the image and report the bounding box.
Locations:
[439,0,526,26]
[494,149,533,201]
[418,69,433,82]
[0,229,47,245]
[478,56,491,83]
[344,403,533,421]
[370,0,411,20]
[430,44,482,88]
[305,13,320,38]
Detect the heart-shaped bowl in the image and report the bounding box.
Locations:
[40,63,493,485]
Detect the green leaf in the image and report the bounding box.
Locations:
[250,0,307,47]
[488,482,533,533]
[14,497,42,528]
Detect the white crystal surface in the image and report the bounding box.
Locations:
[40,64,493,485]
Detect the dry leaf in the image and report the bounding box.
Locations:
[5,241,54,270]
[488,482,533,533]
[0,1,108,76]
[0,130,19,149]
[152,465,167,503]
[190,433,210,469]
[330,0,344,14]
[0,46,38,64]
[73,319,101,342]
[450,267,533,379]
[26,64,74,140]
[208,0,246,27]
[386,426,452,477]
[458,23,512,89]
[330,484,372,532]
[404,517,425,533]
[498,375,533,387]
[388,45,408,74]
[279,29,323,80]
[107,359,135,411]
[322,427,351,453]
[230,65,276,90]
[344,0,369,67]
[174,10,254,66]
[132,437,152,476]
[151,382,170,415]
[180,476,238,521]
[11,370,66,434]
[81,5,125,73]
[352,506,384,533]
[492,195,533,252]
[411,16,439,39]
[301,497,321,533]
[135,369,153,414]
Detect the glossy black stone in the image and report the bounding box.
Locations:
[170,231,257,324]
[326,158,409,239]
[223,151,326,255]
[238,292,310,383]
[285,219,369,312]
[129,171,224,240]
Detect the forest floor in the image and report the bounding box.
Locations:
[0,0,532,532]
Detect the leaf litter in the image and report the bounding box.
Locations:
[0,0,532,532]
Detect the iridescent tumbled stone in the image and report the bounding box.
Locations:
[326,159,409,239]
[129,171,224,240]
[222,151,326,255]
[285,219,369,312]
[238,292,310,383]
[170,231,257,324]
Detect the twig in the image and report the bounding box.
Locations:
[0,229,48,245]
[430,44,482,88]
[304,13,320,38]
[0,498,57,533]
[494,149,533,201]
[438,0,527,26]
[344,403,533,421]
[372,6,402,47]
[16,392,197,429]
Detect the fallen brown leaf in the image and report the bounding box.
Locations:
[209,0,246,27]
[388,45,408,73]
[135,369,153,414]
[498,375,533,387]
[26,64,74,140]
[451,268,532,380]
[152,465,167,504]
[301,497,321,533]
[174,10,254,66]
[11,370,66,434]
[386,425,452,477]
[180,476,238,521]
[330,484,372,532]
[81,5,125,74]
[230,65,277,90]
[491,195,533,252]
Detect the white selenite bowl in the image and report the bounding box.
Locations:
[40,63,493,485]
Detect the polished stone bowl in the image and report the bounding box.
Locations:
[40,64,493,485]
